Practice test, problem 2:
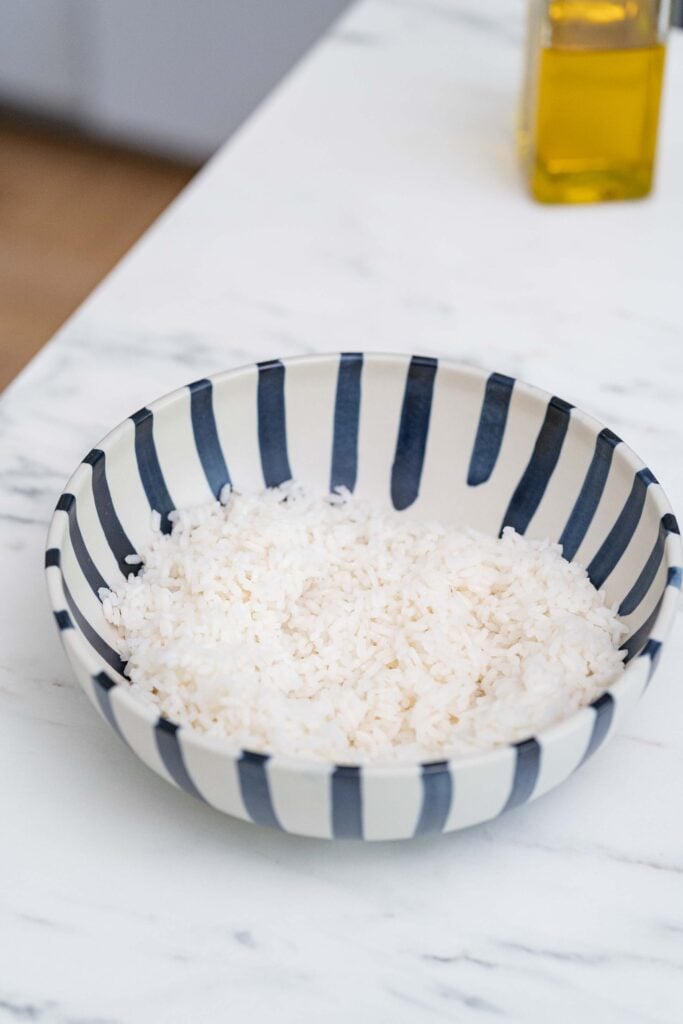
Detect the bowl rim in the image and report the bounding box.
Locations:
[45,351,683,775]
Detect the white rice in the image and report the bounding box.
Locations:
[100,483,627,763]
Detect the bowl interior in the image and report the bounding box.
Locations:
[47,353,680,698]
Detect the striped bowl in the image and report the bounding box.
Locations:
[46,353,681,840]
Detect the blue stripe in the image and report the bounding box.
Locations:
[131,408,175,534]
[500,397,573,536]
[414,762,453,836]
[237,751,282,829]
[155,718,206,801]
[391,356,438,511]
[668,566,683,589]
[330,352,363,493]
[188,378,231,498]
[62,579,126,675]
[54,609,72,630]
[640,639,663,683]
[620,588,665,663]
[467,372,515,486]
[559,428,621,561]
[92,671,125,740]
[502,738,541,812]
[579,692,615,766]
[56,493,109,597]
[587,468,657,589]
[83,449,140,578]
[45,548,60,569]
[257,360,292,488]
[331,765,363,838]
[618,514,679,615]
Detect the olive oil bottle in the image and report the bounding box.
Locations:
[520,1,670,203]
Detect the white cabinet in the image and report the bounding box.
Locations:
[0,1,79,116]
[0,0,350,160]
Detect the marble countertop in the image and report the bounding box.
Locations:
[2,1,683,1021]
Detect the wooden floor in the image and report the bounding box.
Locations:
[0,116,197,390]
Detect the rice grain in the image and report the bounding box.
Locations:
[100,483,627,763]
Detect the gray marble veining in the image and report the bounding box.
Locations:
[1,1,683,1021]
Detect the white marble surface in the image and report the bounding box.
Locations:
[2,1,683,1020]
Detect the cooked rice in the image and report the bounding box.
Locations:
[100,483,627,763]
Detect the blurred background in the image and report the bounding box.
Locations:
[0,0,353,389]
[1,0,681,392]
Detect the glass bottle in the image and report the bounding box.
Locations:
[520,0,670,203]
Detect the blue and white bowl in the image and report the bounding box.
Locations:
[45,353,681,840]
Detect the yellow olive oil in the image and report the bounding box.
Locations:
[520,0,668,203]
[531,43,666,203]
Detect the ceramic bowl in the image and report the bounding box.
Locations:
[46,353,681,839]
